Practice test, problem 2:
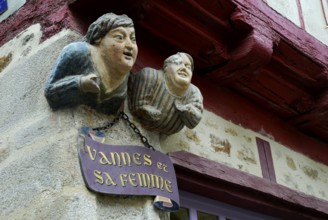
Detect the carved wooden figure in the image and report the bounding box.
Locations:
[128,52,203,135]
[45,13,138,114]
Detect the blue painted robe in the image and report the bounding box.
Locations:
[45,41,128,114]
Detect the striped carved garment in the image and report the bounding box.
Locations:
[128,67,203,135]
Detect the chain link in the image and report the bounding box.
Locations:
[92,112,155,151]
[92,115,120,131]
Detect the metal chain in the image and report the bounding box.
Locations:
[92,114,121,131]
[92,112,155,151]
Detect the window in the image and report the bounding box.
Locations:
[171,191,281,220]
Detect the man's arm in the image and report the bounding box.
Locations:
[175,85,203,129]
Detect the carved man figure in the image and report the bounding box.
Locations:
[128,52,203,135]
[45,13,138,114]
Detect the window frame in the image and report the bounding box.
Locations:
[169,150,328,220]
[178,191,280,220]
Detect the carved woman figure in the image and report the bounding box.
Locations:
[128,52,203,135]
[45,13,138,114]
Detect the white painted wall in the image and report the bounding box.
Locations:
[161,111,263,178]
[161,110,328,202]
[300,0,328,45]
[265,0,328,46]
[266,0,301,27]
[271,141,328,201]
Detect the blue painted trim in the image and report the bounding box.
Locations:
[0,0,8,15]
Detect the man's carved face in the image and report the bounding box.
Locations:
[164,53,193,90]
[98,26,138,73]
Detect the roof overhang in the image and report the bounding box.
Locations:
[69,0,328,142]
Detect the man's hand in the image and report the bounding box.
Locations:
[135,105,162,121]
[175,100,190,112]
[80,73,100,93]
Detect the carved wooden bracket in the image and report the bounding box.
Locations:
[289,90,328,138]
[206,30,274,84]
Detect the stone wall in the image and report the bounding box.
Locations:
[0,26,166,220]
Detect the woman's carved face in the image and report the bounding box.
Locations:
[98,26,138,73]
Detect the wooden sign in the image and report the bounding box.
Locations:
[78,129,180,211]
